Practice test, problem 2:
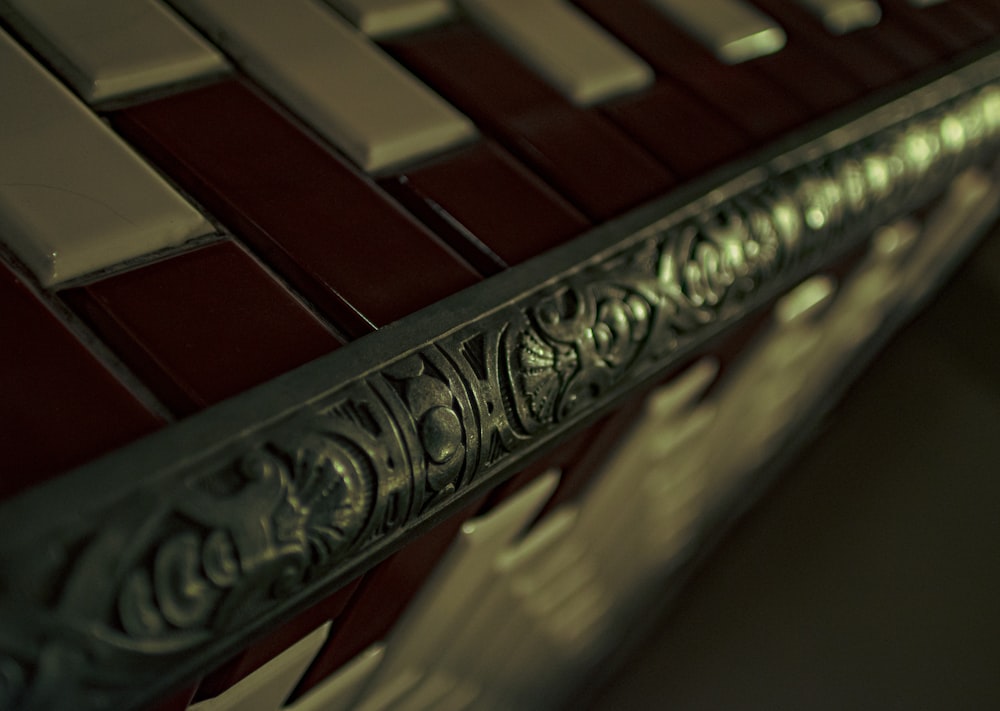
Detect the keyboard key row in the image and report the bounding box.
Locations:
[0,0,228,103]
[1,0,996,497]
[110,78,480,337]
[170,0,478,173]
[0,28,214,286]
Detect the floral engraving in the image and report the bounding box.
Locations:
[1,68,999,711]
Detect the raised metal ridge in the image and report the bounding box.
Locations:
[2,48,1000,711]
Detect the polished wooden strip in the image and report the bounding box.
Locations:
[882,0,996,51]
[749,0,913,89]
[111,79,480,337]
[0,261,164,499]
[857,9,947,69]
[573,0,810,140]
[62,241,343,416]
[750,27,865,113]
[600,80,752,178]
[382,21,676,221]
[381,141,591,275]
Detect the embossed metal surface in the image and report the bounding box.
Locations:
[2,49,1000,711]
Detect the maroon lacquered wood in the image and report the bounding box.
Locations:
[751,36,864,114]
[381,141,590,275]
[881,0,994,53]
[956,1,1000,31]
[854,14,944,72]
[601,81,752,178]
[957,0,1000,25]
[63,242,343,417]
[111,80,479,338]
[292,496,485,699]
[193,578,362,702]
[573,0,810,141]
[146,683,197,711]
[749,0,909,90]
[0,262,164,499]
[382,22,675,222]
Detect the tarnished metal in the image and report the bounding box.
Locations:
[2,48,1000,711]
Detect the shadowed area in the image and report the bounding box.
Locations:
[583,230,1000,711]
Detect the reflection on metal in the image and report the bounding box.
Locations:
[290,167,1000,711]
[1,49,1000,711]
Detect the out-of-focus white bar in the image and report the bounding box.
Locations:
[286,645,385,711]
[458,0,653,106]
[171,0,477,172]
[0,0,228,103]
[908,0,948,7]
[0,29,213,286]
[322,0,453,37]
[794,0,882,34]
[189,623,332,711]
[648,0,786,64]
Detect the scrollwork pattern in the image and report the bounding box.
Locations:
[2,67,1000,711]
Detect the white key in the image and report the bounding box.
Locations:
[189,622,331,711]
[899,169,998,307]
[793,0,881,34]
[170,0,477,172]
[354,472,560,705]
[0,0,228,103]
[288,645,386,711]
[322,0,453,38]
[458,0,653,106]
[648,0,786,64]
[364,471,559,678]
[575,360,718,560]
[0,30,214,286]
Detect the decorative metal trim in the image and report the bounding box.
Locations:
[2,49,1000,711]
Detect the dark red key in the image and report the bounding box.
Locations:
[63,241,343,417]
[293,496,485,698]
[957,0,1000,26]
[881,0,995,53]
[601,80,752,178]
[751,34,865,114]
[749,0,910,90]
[0,261,164,499]
[110,80,479,338]
[381,140,591,275]
[194,578,362,702]
[573,0,810,140]
[382,22,676,222]
[855,11,945,71]
[953,1,1000,32]
[147,683,197,711]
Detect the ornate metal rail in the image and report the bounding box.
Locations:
[2,47,1000,711]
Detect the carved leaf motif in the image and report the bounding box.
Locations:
[5,69,1000,711]
[517,327,578,423]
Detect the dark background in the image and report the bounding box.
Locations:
[582,230,1000,710]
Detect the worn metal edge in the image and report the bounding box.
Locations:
[2,48,1000,711]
